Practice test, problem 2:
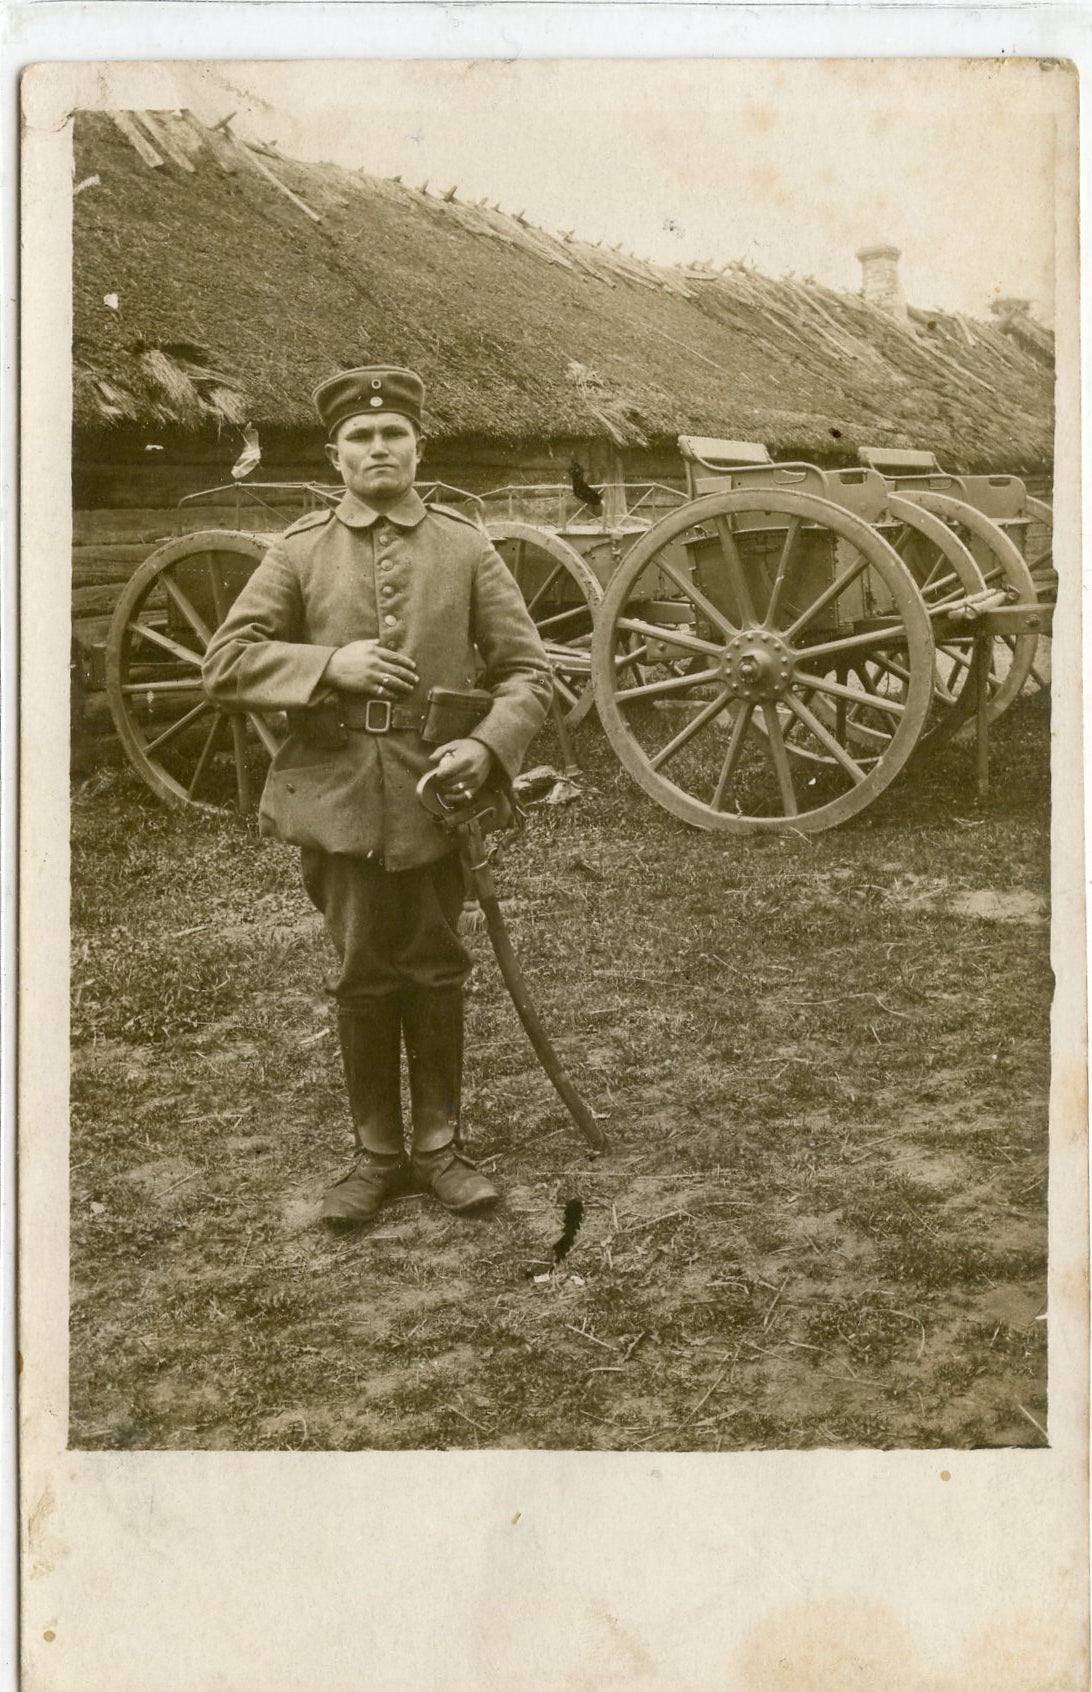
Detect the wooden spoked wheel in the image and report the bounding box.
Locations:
[106,530,282,813]
[898,491,1039,723]
[487,522,603,727]
[884,496,988,747]
[591,488,935,834]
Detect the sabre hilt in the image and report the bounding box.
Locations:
[415,767,516,837]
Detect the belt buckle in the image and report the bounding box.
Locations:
[364,698,393,733]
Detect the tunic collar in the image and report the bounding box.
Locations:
[334,487,428,530]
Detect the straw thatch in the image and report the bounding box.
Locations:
[72,110,1055,471]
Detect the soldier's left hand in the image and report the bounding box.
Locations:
[429,738,494,803]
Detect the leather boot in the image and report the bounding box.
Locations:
[402,985,499,1213]
[321,998,407,1225]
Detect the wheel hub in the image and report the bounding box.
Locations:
[720,630,795,700]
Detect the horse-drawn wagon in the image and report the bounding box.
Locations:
[101,437,1053,830]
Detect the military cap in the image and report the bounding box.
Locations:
[312,366,425,437]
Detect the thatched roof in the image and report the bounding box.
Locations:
[72,110,1055,471]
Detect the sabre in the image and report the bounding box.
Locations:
[415,764,607,1154]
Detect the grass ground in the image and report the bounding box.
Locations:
[70,695,1051,1450]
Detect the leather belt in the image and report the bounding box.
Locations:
[339,698,426,735]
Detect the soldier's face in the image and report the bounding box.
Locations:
[327,412,419,506]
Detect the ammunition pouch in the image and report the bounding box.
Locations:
[421,686,495,747]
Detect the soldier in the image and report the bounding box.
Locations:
[202,366,553,1226]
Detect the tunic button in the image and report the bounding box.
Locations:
[383,614,398,627]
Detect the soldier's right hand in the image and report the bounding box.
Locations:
[324,641,419,697]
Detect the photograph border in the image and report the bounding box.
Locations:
[8,11,1090,1691]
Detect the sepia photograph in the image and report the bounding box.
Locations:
[56,57,1069,1458]
[13,31,1088,1691]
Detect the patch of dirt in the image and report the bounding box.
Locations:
[121,1157,201,1199]
[945,889,1048,925]
[69,702,1052,1452]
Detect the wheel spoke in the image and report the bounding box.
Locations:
[127,620,204,667]
[246,713,282,757]
[795,625,912,663]
[863,654,914,700]
[930,665,960,707]
[524,561,566,616]
[206,555,229,625]
[937,644,973,675]
[916,547,947,593]
[785,694,868,784]
[162,575,212,645]
[793,668,905,716]
[853,649,914,697]
[783,552,870,640]
[616,665,722,704]
[760,704,799,815]
[143,699,212,756]
[833,678,891,743]
[651,556,740,640]
[614,641,649,672]
[535,605,595,634]
[121,678,205,695]
[649,688,734,771]
[851,661,885,699]
[228,714,252,813]
[919,571,963,603]
[188,714,226,797]
[615,617,724,660]
[762,517,801,628]
[711,703,754,809]
[711,517,758,625]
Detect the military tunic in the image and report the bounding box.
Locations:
[202,488,554,871]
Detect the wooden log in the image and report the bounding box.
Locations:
[73,584,127,617]
[237,142,323,222]
[190,114,240,175]
[161,109,209,165]
[136,112,197,173]
[109,112,165,169]
[72,563,142,590]
[72,508,180,543]
[72,540,153,566]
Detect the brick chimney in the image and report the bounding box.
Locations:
[989,296,1031,324]
[856,242,907,322]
